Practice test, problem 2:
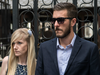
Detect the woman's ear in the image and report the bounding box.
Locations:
[71,18,77,27]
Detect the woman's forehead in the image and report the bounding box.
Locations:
[13,37,26,42]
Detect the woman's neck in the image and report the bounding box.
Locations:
[18,55,27,65]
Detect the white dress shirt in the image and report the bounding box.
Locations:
[57,34,76,75]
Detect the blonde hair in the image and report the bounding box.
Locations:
[7,28,36,75]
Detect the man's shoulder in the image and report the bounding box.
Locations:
[77,36,97,46]
[40,38,57,46]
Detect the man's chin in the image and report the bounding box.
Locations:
[56,34,63,38]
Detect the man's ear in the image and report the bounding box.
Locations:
[71,18,77,27]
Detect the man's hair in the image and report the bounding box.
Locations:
[53,2,78,18]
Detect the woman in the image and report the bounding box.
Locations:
[0,28,36,75]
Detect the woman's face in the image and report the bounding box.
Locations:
[12,39,28,57]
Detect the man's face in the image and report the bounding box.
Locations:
[52,9,71,38]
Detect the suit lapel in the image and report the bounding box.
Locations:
[48,38,59,73]
[65,36,82,74]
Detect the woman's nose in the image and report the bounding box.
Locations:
[14,44,17,49]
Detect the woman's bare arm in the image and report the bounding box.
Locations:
[0,56,8,75]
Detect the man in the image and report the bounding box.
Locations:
[35,2,100,75]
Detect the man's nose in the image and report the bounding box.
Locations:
[54,20,59,27]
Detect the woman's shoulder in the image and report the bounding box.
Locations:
[2,56,9,68]
[2,56,9,63]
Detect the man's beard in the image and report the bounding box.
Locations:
[55,23,71,38]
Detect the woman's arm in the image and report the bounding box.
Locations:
[0,56,8,75]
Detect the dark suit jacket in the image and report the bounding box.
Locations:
[35,36,100,75]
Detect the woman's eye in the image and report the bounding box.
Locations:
[12,42,15,45]
[18,42,22,44]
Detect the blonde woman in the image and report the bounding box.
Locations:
[0,28,36,75]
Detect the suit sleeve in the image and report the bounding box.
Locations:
[35,44,44,75]
[90,44,100,75]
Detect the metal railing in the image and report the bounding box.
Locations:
[12,0,99,57]
[0,0,11,66]
[0,0,99,67]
